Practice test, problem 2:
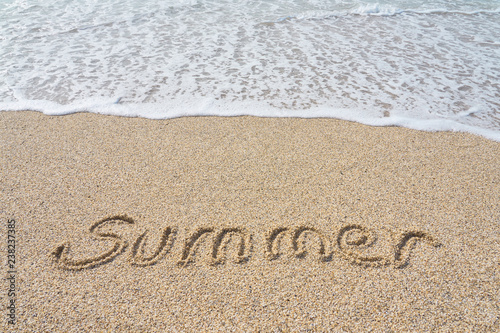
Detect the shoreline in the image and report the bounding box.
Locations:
[2,107,499,143]
[1,111,499,331]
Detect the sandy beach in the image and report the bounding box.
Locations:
[1,111,499,332]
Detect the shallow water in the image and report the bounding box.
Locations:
[1,0,499,140]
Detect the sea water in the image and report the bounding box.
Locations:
[1,0,499,141]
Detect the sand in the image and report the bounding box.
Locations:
[1,111,499,332]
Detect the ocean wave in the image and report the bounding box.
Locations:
[2,0,499,142]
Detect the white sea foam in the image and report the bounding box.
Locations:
[2,97,500,141]
[1,0,499,141]
[295,5,500,19]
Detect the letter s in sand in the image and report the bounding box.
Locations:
[51,215,134,270]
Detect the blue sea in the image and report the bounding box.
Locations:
[1,0,499,140]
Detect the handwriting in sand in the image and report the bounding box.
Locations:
[51,215,441,270]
